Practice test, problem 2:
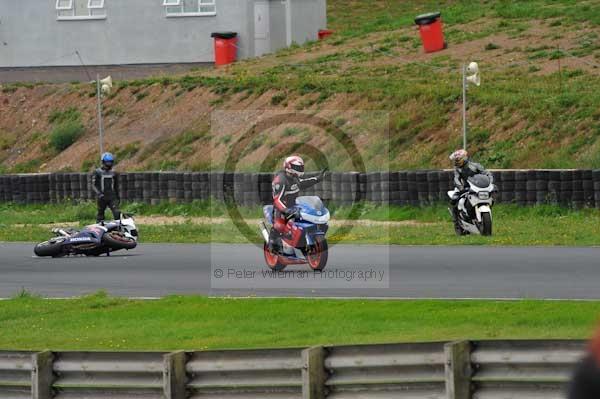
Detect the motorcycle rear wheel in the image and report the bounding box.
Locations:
[34,238,66,257]
[102,231,137,250]
[263,243,286,272]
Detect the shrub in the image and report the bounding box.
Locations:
[49,120,85,151]
[48,107,80,124]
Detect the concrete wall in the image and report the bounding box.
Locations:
[0,0,325,68]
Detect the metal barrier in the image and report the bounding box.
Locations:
[1,170,600,207]
[0,340,587,399]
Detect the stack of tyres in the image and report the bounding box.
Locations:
[24,175,35,203]
[397,172,409,205]
[526,170,537,205]
[582,170,594,207]
[210,172,224,202]
[331,172,343,203]
[341,172,359,204]
[126,173,136,202]
[156,172,167,202]
[407,172,418,206]
[358,173,367,202]
[222,172,235,204]
[166,172,177,203]
[491,171,501,203]
[175,173,185,202]
[79,173,89,201]
[515,171,527,205]
[0,175,6,202]
[183,172,193,203]
[380,172,390,204]
[416,171,428,205]
[49,174,57,203]
[500,171,515,203]
[572,170,584,208]
[367,172,381,203]
[548,170,561,205]
[535,170,549,205]
[70,173,81,200]
[192,172,210,201]
[560,170,573,206]
[119,173,129,202]
[593,170,600,209]
[427,171,440,203]
[389,172,400,205]
[321,172,333,202]
[258,173,272,205]
[140,172,151,203]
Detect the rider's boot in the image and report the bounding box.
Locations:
[268,230,282,253]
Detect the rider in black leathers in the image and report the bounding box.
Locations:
[449,149,493,233]
[92,152,121,223]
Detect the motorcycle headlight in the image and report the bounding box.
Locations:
[478,192,490,200]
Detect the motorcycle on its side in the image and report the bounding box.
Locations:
[448,174,496,236]
[34,213,138,257]
[260,196,330,272]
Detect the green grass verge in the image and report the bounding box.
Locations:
[1,201,600,246]
[0,293,597,350]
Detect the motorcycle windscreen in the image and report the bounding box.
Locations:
[296,196,324,211]
[468,174,491,189]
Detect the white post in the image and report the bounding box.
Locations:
[462,64,467,151]
[97,73,104,155]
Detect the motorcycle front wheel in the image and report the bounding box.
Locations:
[34,237,66,257]
[306,237,328,271]
[479,212,492,236]
[102,231,137,250]
[263,243,286,272]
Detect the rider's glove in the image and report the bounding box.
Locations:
[285,207,300,220]
[98,193,105,200]
[319,167,329,181]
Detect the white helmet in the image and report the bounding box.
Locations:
[283,155,305,177]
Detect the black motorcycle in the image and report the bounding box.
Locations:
[34,214,138,257]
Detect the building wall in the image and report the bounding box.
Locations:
[0,0,326,68]
[0,0,252,67]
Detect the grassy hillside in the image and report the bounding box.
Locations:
[0,0,599,172]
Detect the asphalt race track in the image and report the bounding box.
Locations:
[0,242,599,299]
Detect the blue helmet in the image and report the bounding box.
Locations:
[101,152,115,168]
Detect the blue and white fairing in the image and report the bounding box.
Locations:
[295,196,330,225]
[65,225,107,245]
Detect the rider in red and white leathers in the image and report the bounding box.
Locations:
[269,156,326,251]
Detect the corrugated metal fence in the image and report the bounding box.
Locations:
[0,340,586,399]
[1,170,600,207]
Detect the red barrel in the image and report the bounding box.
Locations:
[414,12,445,53]
[318,29,334,40]
[211,32,238,66]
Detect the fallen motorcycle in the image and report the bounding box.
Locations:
[34,213,138,257]
[260,196,329,271]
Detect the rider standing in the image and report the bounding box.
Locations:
[92,152,121,223]
[269,156,327,252]
[449,149,493,233]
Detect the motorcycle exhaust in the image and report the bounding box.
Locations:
[259,222,270,243]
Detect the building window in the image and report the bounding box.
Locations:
[56,0,107,20]
[164,0,217,17]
